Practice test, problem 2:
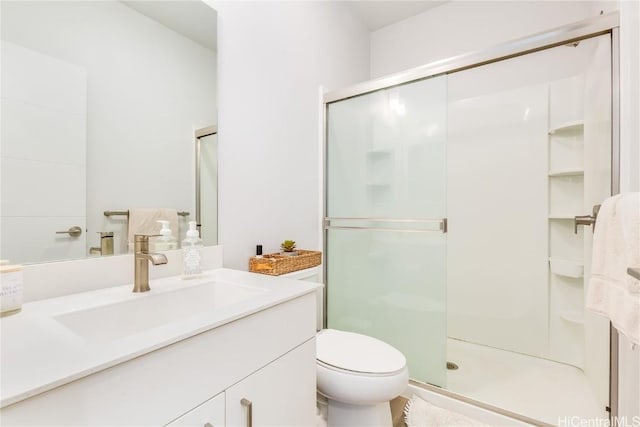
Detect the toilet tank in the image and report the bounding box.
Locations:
[281,266,323,331]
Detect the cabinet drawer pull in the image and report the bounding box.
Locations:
[203,423,214,427]
[240,398,252,427]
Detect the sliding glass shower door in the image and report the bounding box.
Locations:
[324,23,615,423]
[325,76,448,386]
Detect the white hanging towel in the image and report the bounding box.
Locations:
[586,193,640,345]
[127,208,179,249]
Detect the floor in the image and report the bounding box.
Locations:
[446,338,605,425]
[390,396,408,427]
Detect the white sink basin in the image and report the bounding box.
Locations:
[54,281,265,343]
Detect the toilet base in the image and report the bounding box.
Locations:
[327,398,392,427]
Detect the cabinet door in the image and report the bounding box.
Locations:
[167,392,225,427]
[226,339,316,427]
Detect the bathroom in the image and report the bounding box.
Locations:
[1,0,639,426]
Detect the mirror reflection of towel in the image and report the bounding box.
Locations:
[127,208,179,246]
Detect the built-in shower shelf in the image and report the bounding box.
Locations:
[549,258,584,278]
[559,310,585,325]
[548,169,584,177]
[548,120,584,135]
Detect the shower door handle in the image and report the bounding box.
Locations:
[324,217,448,233]
[574,204,601,234]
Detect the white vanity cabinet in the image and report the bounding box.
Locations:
[1,291,318,426]
[168,340,316,427]
[225,340,316,427]
[169,392,225,426]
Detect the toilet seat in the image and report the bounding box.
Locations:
[316,329,407,375]
[316,361,409,405]
[317,359,404,377]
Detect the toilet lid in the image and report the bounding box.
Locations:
[316,329,406,375]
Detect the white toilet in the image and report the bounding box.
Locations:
[316,329,409,427]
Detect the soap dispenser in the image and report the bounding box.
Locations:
[182,221,203,279]
[153,220,178,251]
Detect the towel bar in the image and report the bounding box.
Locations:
[104,210,190,217]
[574,204,601,234]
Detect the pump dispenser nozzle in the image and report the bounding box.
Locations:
[157,220,171,237]
[152,220,177,251]
[186,221,199,238]
[182,221,203,279]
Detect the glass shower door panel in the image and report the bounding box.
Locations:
[327,227,447,386]
[327,76,447,219]
[326,76,448,386]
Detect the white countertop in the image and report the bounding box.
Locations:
[0,268,320,408]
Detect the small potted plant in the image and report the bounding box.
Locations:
[280,240,298,256]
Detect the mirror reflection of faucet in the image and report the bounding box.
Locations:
[89,232,114,256]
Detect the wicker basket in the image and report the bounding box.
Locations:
[249,250,322,276]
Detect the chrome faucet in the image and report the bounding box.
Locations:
[133,234,168,292]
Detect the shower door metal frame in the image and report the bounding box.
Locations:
[195,125,218,237]
[322,11,621,425]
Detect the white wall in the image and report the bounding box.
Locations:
[370,1,605,78]
[1,1,217,255]
[212,1,370,270]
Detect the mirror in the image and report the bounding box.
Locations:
[0,0,217,264]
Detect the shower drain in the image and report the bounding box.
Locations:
[446,361,459,370]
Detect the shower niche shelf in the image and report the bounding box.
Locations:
[547,73,588,370]
[549,258,584,279]
[548,169,584,177]
[559,310,585,325]
[548,120,584,135]
[365,148,393,193]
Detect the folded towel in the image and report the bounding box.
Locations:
[127,208,179,246]
[586,193,640,345]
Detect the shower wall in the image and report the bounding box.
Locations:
[446,83,549,358]
[446,35,611,410]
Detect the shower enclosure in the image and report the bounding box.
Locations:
[324,14,618,425]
